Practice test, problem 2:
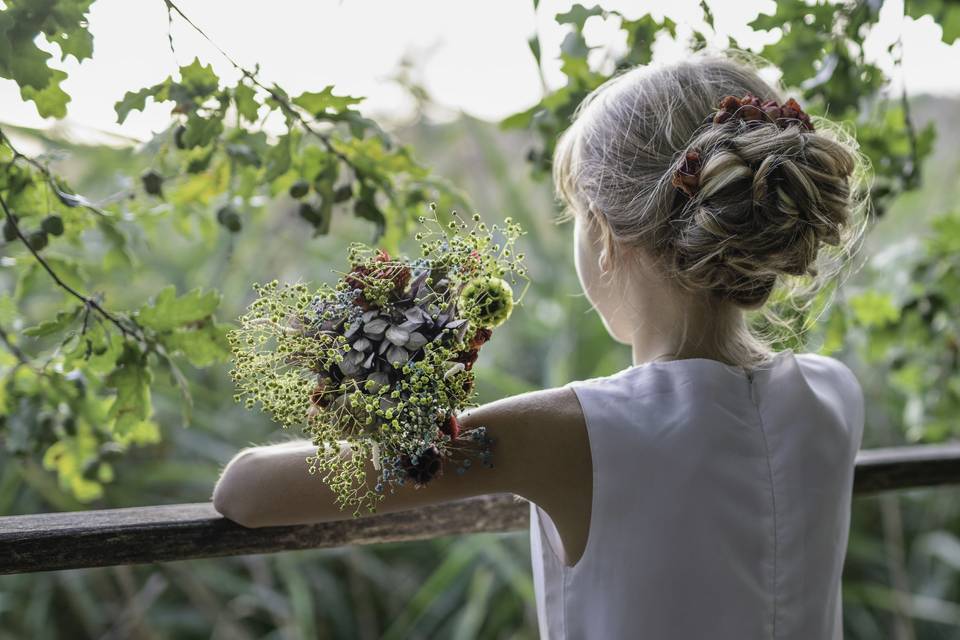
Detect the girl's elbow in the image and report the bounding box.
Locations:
[213,450,265,527]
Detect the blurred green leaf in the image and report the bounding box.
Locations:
[849,291,901,328]
[22,305,82,337]
[292,85,365,116]
[907,0,960,44]
[137,286,221,332]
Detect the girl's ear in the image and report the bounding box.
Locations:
[598,248,612,275]
[585,208,614,276]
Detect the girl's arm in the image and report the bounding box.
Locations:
[211,385,588,528]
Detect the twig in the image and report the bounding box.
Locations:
[161,0,354,168]
[163,0,177,63]
[0,323,29,365]
[892,29,921,189]
[0,189,142,342]
[898,84,920,189]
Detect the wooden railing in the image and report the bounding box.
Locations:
[3,443,960,576]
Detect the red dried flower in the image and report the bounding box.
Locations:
[467,327,493,351]
[671,150,702,198]
[710,93,814,132]
[453,347,480,370]
[450,327,493,371]
[345,264,370,292]
[462,249,483,276]
[344,249,412,309]
[779,98,814,131]
[377,262,411,292]
[440,413,461,440]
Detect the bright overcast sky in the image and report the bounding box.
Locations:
[2,0,958,145]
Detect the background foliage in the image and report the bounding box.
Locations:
[2,0,960,637]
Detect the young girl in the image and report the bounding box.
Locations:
[213,50,867,639]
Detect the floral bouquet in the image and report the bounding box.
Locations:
[228,205,528,516]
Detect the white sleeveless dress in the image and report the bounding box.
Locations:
[529,348,865,639]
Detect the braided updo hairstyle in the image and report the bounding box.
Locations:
[553,50,869,367]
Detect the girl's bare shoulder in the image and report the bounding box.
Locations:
[458,385,588,503]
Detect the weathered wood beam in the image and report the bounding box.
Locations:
[0,493,529,576]
[853,442,960,493]
[2,443,959,575]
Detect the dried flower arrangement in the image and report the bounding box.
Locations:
[228,204,528,516]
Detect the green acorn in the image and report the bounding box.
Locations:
[41,215,64,236]
[289,179,310,199]
[141,169,164,196]
[458,276,514,328]
[2,214,18,241]
[27,230,48,251]
[216,205,242,232]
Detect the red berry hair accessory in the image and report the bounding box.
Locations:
[671,150,702,198]
[672,93,815,198]
[708,93,815,132]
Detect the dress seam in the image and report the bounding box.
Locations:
[752,373,779,639]
[561,556,568,639]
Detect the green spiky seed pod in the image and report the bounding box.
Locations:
[458,276,514,328]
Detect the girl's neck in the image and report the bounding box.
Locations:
[628,295,746,367]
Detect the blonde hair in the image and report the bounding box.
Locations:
[553,49,870,368]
